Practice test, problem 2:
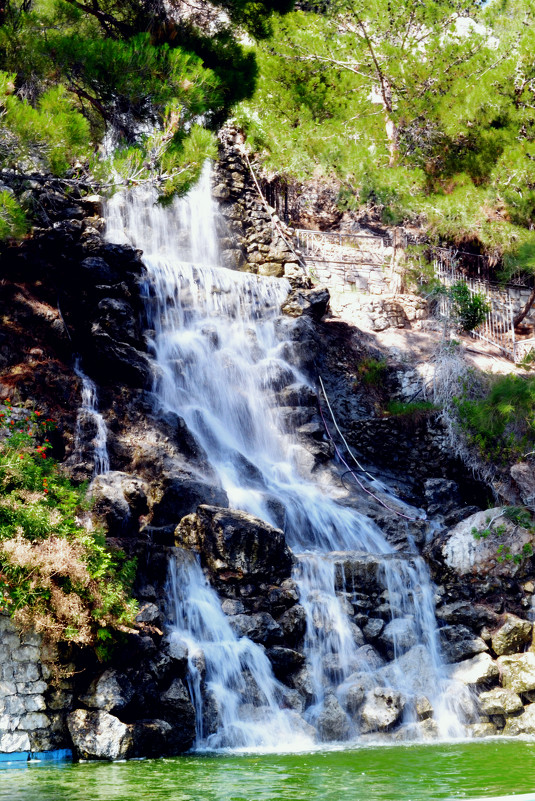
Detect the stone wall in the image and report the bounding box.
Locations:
[0,614,67,755]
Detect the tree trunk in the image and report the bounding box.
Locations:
[513,284,535,328]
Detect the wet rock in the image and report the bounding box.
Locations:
[379,617,417,659]
[152,476,228,528]
[393,719,439,741]
[317,693,350,742]
[131,718,191,757]
[67,709,132,760]
[415,696,433,720]
[278,604,307,646]
[503,703,535,735]
[498,652,535,693]
[79,256,120,285]
[90,471,150,537]
[363,618,384,642]
[78,670,134,715]
[266,646,305,679]
[159,678,196,747]
[378,645,436,696]
[467,721,499,738]
[359,688,406,734]
[438,625,488,663]
[175,505,293,587]
[449,653,499,686]
[289,667,315,706]
[161,634,188,671]
[491,614,532,656]
[340,674,377,715]
[478,688,523,716]
[435,601,499,630]
[227,612,283,645]
[354,644,386,672]
[89,329,152,387]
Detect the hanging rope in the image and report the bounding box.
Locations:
[317,376,419,521]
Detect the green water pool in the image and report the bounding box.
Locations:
[1,740,534,801]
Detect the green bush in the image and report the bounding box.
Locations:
[385,400,437,417]
[448,281,490,332]
[357,357,388,387]
[455,373,535,463]
[0,400,137,654]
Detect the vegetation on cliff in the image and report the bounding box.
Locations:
[0,0,291,234]
[236,0,535,279]
[0,401,137,652]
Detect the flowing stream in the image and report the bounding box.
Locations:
[105,165,466,750]
[73,357,110,476]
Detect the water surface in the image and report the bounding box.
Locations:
[1,741,534,801]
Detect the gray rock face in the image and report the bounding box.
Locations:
[498,652,535,693]
[378,645,435,696]
[449,653,500,686]
[478,688,523,716]
[266,647,305,678]
[491,614,532,656]
[510,462,535,510]
[91,471,149,537]
[359,688,406,734]
[228,612,283,646]
[175,505,293,587]
[438,625,489,663]
[379,617,417,659]
[503,703,535,735]
[151,476,228,529]
[67,709,132,760]
[78,669,134,714]
[317,693,350,742]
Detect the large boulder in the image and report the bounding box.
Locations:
[91,472,149,537]
[503,703,535,735]
[379,617,417,659]
[67,709,132,760]
[316,693,350,742]
[175,505,293,587]
[359,688,406,734]
[478,688,523,716]
[78,669,134,715]
[378,645,435,696]
[449,652,499,686]
[491,614,532,656]
[510,462,535,511]
[498,652,535,693]
[227,612,283,646]
[438,625,488,663]
[151,476,228,529]
[428,508,534,579]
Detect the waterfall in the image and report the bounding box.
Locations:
[73,358,110,476]
[105,164,465,749]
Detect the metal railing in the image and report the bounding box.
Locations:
[435,261,519,361]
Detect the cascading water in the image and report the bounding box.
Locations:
[105,164,467,749]
[73,357,110,475]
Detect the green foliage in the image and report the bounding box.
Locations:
[235,0,535,273]
[385,400,437,417]
[0,189,27,239]
[503,506,533,529]
[448,281,490,332]
[357,357,387,387]
[0,399,137,650]
[455,373,535,462]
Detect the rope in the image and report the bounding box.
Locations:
[316,378,419,521]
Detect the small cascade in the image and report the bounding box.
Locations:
[105,164,467,750]
[165,551,314,751]
[73,358,110,475]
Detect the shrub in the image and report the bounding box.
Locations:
[357,357,388,387]
[0,400,137,654]
[448,281,490,333]
[455,373,535,463]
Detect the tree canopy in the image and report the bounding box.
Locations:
[235,0,535,278]
[0,0,292,235]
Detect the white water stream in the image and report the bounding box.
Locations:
[73,357,110,476]
[105,165,466,749]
